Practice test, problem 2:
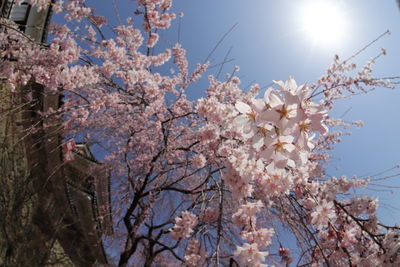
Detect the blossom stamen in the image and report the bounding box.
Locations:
[247,112,256,121]
[276,105,294,120]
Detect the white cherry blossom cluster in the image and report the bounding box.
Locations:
[310,199,336,230]
[234,243,269,267]
[232,201,275,266]
[197,77,329,203]
[232,201,263,228]
[197,77,331,265]
[170,211,198,240]
[184,239,206,267]
[296,176,390,266]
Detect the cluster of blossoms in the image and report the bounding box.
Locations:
[195,71,399,265]
[197,76,328,187]
[310,199,336,229]
[2,0,400,266]
[315,51,394,109]
[184,239,206,267]
[64,0,93,21]
[293,175,394,266]
[170,211,198,240]
[195,76,332,263]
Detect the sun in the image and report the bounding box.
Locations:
[299,1,348,46]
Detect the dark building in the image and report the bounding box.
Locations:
[0,1,112,266]
[1,0,53,42]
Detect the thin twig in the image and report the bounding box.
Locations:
[112,0,123,26]
[203,23,238,64]
[216,46,233,79]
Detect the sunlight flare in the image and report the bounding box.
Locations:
[299,0,348,46]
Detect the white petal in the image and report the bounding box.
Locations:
[286,76,298,91]
[252,135,264,150]
[298,151,309,165]
[252,98,265,112]
[259,109,280,123]
[260,147,273,160]
[316,123,329,136]
[235,101,251,114]
[280,135,294,144]
[232,115,247,129]
[284,143,296,153]
[268,91,283,108]
[263,135,275,147]
[273,80,285,90]
[242,123,255,135]
[286,158,296,168]
[264,88,283,108]
[272,153,287,168]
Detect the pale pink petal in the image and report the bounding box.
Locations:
[279,135,294,144]
[272,80,285,89]
[252,135,264,150]
[259,109,280,123]
[284,143,296,153]
[260,147,273,160]
[235,101,251,114]
[286,76,297,91]
[264,88,283,108]
[252,98,265,112]
[232,115,248,129]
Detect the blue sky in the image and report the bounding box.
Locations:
[90,0,400,225]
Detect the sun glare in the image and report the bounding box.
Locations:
[299,1,348,46]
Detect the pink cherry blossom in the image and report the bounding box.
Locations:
[234,243,269,266]
[170,211,198,240]
[311,200,336,229]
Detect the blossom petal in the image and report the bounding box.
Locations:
[235,101,251,114]
[232,115,248,130]
[264,88,283,108]
[252,135,264,150]
[286,76,297,91]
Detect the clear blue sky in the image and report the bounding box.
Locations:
[90,0,400,225]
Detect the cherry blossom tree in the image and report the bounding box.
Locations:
[1,1,400,266]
